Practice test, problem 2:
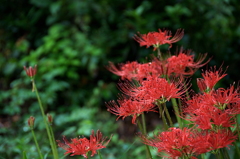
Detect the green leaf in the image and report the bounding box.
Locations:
[22,151,28,159]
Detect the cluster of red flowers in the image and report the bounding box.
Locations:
[106,29,209,125]
[140,67,239,158]
[106,28,239,158]
[57,130,111,158]
[133,29,184,50]
[106,95,157,124]
[183,68,240,129]
[106,73,190,124]
[141,128,237,159]
[56,28,239,158]
[107,49,209,82]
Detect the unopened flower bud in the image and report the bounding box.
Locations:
[28,116,35,129]
[197,78,207,93]
[24,65,37,78]
[47,113,53,125]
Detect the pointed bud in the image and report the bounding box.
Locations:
[28,116,35,129]
[47,114,53,125]
[197,78,207,93]
[24,65,37,78]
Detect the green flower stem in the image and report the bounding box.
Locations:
[222,148,230,159]
[137,117,153,159]
[177,98,182,115]
[49,123,59,159]
[157,47,163,60]
[171,98,182,128]
[97,150,102,159]
[235,115,240,141]
[60,154,69,159]
[31,129,44,159]
[215,150,223,159]
[156,101,168,130]
[233,142,240,157]
[141,113,147,134]
[162,103,173,127]
[32,80,58,159]
[201,154,205,159]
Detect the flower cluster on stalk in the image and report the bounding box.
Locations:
[133,29,184,50]
[57,130,111,158]
[107,28,239,159]
[140,128,237,159]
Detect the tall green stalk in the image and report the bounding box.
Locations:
[97,150,103,159]
[156,100,169,130]
[31,129,44,159]
[49,122,58,158]
[171,98,182,128]
[162,102,173,127]
[157,47,162,60]
[137,116,153,159]
[222,148,230,159]
[235,115,240,141]
[32,80,59,159]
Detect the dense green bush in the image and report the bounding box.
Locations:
[1,0,240,158]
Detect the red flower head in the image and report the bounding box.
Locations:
[207,130,237,151]
[199,66,227,91]
[118,75,188,104]
[106,61,164,82]
[106,61,140,81]
[166,48,210,77]
[183,86,239,130]
[24,65,37,78]
[133,29,184,50]
[106,95,157,124]
[57,130,111,158]
[140,128,210,158]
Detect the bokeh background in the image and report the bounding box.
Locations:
[1,0,240,158]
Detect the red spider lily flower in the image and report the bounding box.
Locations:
[57,130,111,158]
[197,78,207,92]
[106,61,140,81]
[106,95,157,124]
[140,128,210,158]
[133,29,184,50]
[166,48,210,77]
[202,86,239,110]
[207,130,237,151]
[106,61,164,82]
[192,107,235,130]
[118,75,189,103]
[183,87,239,130]
[199,66,227,91]
[24,65,37,78]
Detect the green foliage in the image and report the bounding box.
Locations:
[1,0,240,158]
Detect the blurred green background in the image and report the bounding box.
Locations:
[1,0,240,158]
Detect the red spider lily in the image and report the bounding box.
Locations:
[190,106,235,130]
[118,75,189,103]
[24,65,37,78]
[206,130,237,150]
[197,78,207,92]
[199,66,227,91]
[106,95,157,124]
[133,29,184,50]
[106,61,164,82]
[106,61,140,81]
[201,86,239,110]
[140,128,210,158]
[57,130,111,158]
[183,86,240,130]
[166,48,210,77]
